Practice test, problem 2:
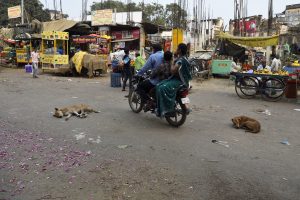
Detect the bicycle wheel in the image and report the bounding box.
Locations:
[239,77,258,97]
[128,89,143,113]
[262,78,285,101]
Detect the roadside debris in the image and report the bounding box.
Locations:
[280,139,290,146]
[88,82,100,84]
[88,136,102,144]
[212,140,229,148]
[0,120,92,197]
[294,109,300,112]
[207,160,219,163]
[118,145,131,149]
[256,109,271,116]
[74,132,86,140]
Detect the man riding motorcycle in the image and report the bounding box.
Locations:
[136,44,164,107]
[128,43,191,127]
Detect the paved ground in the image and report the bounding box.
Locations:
[0,67,300,200]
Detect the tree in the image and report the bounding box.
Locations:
[90,1,188,28]
[139,2,166,26]
[165,3,187,29]
[91,1,140,12]
[0,0,50,26]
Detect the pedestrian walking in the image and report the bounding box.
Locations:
[31,49,40,78]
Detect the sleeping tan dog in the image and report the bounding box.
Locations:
[232,116,261,133]
[53,104,99,121]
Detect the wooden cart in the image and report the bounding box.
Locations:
[231,72,289,101]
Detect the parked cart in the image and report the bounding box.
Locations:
[231,72,289,101]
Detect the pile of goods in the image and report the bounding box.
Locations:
[253,69,289,76]
[291,60,300,67]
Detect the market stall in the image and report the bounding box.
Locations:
[14,33,41,66]
[0,38,16,66]
[72,34,111,54]
[111,29,140,51]
[41,31,69,73]
[213,32,279,75]
[71,34,110,77]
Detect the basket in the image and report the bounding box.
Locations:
[111,72,122,87]
[25,64,32,73]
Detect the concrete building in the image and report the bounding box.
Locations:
[49,10,68,21]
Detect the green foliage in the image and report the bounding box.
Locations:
[139,2,166,26]
[165,3,187,28]
[91,1,187,28]
[0,0,50,26]
[91,0,140,12]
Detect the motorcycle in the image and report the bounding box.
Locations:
[128,74,190,127]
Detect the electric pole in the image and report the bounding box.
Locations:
[60,0,63,19]
[268,0,273,36]
[21,0,24,24]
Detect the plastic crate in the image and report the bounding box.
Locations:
[25,64,32,73]
[111,72,122,87]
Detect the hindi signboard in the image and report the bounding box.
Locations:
[8,5,21,19]
[92,9,113,26]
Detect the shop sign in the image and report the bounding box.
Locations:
[73,38,97,44]
[8,5,21,19]
[41,55,69,65]
[42,31,69,40]
[16,53,31,63]
[218,63,229,67]
[92,9,113,26]
[244,20,256,33]
[112,30,140,40]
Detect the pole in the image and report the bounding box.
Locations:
[267,0,273,36]
[21,0,24,24]
[60,0,63,19]
[266,0,273,65]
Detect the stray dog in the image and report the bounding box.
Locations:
[232,116,261,133]
[53,104,99,121]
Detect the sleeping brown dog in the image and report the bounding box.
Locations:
[232,116,261,133]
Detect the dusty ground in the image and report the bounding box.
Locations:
[0,67,299,200]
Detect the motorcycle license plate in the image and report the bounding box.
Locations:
[181,97,190,104]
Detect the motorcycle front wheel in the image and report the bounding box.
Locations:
[128,89,143,113]
[165,101,187,127]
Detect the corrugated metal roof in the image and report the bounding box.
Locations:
[43,19,77,32]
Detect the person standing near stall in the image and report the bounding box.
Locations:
[231,57,241,72]
[31,48,40,78]
[271,55,282,72]
[122,49,132,91]
[134,52,145,71]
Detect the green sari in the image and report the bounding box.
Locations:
[156,56,192,117]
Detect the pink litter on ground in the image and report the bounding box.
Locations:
[0,120,92,198]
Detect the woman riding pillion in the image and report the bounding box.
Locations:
[155,43,192,117]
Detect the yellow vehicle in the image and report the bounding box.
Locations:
[41,31,69,73]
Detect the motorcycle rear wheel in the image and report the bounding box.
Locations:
[165,101,187,127]
[128,89,143,113]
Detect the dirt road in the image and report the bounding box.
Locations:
[0,67,299,200]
